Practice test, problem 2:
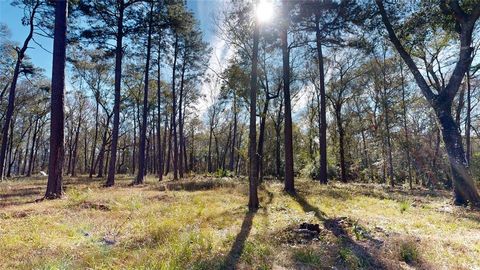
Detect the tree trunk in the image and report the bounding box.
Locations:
[45,0,67,199]
[400,63,413,188]
[248,15,260,211]
[171,34,179,180]
[281,3,295,194]
[382,53,394,187]
[465,71,471,164]
[89,99,99,178]
[207,112,214,173]
[315,17,327,184]
[178,51,186,178]
[257,94,269,182]
[335,105,347,183]
[106,1,124,187]
[27,119,39,177]
[71,105,83,177]
[437,107,480,205]
[156,45,163,181]
[135,4,153,185]
[229,94,237,171]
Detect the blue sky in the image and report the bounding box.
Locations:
[0,0,225,79]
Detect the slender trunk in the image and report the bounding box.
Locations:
[22,122,32,175]
[248,14,260,211]
[71,106,82,177]
[281,4,294,193]
[178,51,186,178]
[257,95,269,182]
[132,105,137,175]
[135,5,153,185]
[171,34,179,180]
[400,64,413,188]
[335,105,347,183]
[27,119,39,177]
[382,66,395,187]
[229,94,237,171]
[6,121,14,177]
[45,0,67,199]
[165,114,173,175]
[156,46,163,181]
[97,129,107,178]
[106,1,124,187]
[89,100,99,178]
[315,17,327,184]
[275,97,283,179]
[207,114,214,173]
[163,112,169,175]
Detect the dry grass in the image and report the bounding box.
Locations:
[1,175,479,269]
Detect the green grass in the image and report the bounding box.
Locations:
[1,175,480,269]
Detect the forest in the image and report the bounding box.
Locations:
[1,0,480,269]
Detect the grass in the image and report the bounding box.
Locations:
[1,175,480,269]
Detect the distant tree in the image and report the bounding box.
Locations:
[78,0,142,186]
[0,0,41,180]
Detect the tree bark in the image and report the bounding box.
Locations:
[135,4,153,185]
[71,102,83,177]
[106,0,124,187]
[178,50,187,178]
[282,2,295,194]
[171,34,179,180]
[315,17,328,184]
[400,63,413,188]
[89,98,99,178]
[45,0,68,199]
[156,46,163,181]
[248,14,260,211]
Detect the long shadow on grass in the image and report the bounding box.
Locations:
[224,211,255,269]
[293,193,387,269]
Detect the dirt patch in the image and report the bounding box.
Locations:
[0,210,34,219]
[79,201,111,211]
[275,223,328,245]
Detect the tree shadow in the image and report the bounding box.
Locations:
[224,211,255,269]
[292,192,387,269]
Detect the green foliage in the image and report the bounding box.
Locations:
[293,248,322,267]
[339,247,361,269]
[399,200,411,214]
[399,241,419,264]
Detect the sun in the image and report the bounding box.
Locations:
[255,0,274,23]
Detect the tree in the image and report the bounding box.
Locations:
[0,0,41,180]
[134,1,154,185]
[282,0,295,194]
[79,0,142,186]
[248,2,260,211]
[45,0,68,199]
[375,0,480,205]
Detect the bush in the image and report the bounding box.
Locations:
[399,241,419,264]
